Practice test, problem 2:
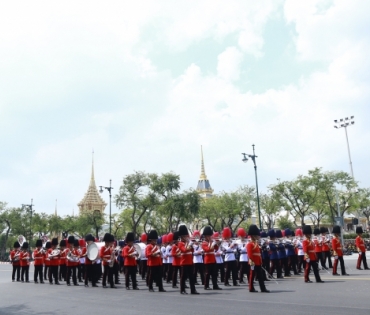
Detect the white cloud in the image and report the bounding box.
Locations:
[217,47,244,81]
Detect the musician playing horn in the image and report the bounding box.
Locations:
[355,226,369,270]
[100,233,116,289]
[20,242,30,283]
[170,231,181,289]
[123,232,139,290]
[332,226,349,276]
[59,240,67,282]
[10,241,21,282]
[66,236,79,286]
[33,239,45,283]
[44,241,51,281]
[302,226,324,283]
[247,225,269,293]
[201,226,222,291]
[48,238,60,285]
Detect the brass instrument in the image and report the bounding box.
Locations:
[11,249,21,262]
[109,245,118,268]
[67,250,79,263]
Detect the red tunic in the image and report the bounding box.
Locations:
[302,239,317,261]
[33,249,44,266]
[178,241,193,266]
[123,245,137,266]
[48,248,60,266]
[145,244,162,266]
[100,246,112,267]
[247,241,262,266]
[19,251,30,267]
[331,237,343,257]
[321,236,330,252]
[313,238,322,253]
[356,236,366,252]
[171,244,181,266]
[66,248,80,267]
[59,249,67,266]
[202,241,216,264]
[10,250,20,266]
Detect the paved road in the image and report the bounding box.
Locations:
[1,256,370,315]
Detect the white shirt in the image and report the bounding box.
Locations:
[296,239,304,256]
[192,244,203,263]
[166,245,173,264]
[161,245,167,263]
[215,248,223,264]
[138,242,147,260]
[238,243,248,262]
[223,241,237,261]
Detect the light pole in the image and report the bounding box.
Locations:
[334,116,355,179]
[22,199,34,246]
[242,144,262,230]
[99,179,113,234]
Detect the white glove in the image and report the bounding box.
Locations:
[250,265,255,270]
[107,260,111,263]
[334,256,338,260]
[306,258,310,263]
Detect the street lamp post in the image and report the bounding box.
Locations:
[242,144,262,230]
[334,116,355,179]
[99,179,113,234]
[22,199,34,246]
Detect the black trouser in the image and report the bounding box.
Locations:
[148,265,163,290]
[304,260,321,282]
[102,265,114,287]
[181,265,196,293]
[44,265,49,280]
[262,257,270,279]
[21,266,29,282]
[239,261,250,282]
[172,265,180,286]
[288,255,298,274]
[59,264,66,281]
[357,252,369,269]
[297,255,305,272]
[125,265,137,288]
[204,263,219,289]
[249,266,267,292]
[49,265,59,283]
[333,256,346,275]
[77,264,84,282]
[281,257,290,276]
[85,264,96,286]
[140,260,148,280]
[67,266,77,285]
[162,263,168,280]
[34,265,43,282]
[12,265,20,281]
[166,263,173,283]
[270,258,281,277]
[113,262,119,284]
[216,263,225,282]
[322,250,332,268]
[193,263,205,284]
[224,260,238,285]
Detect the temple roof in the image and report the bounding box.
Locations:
[196,146,213,196]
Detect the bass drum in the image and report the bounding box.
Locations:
[133,243,142,260]
[87,242,104,261]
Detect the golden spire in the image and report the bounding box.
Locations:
[200,145,207,180]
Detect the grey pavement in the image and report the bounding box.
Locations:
[1,256,370,315]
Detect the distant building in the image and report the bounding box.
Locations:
[196,146,214,199]
[78,155,107,214]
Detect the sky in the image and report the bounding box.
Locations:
[1,0,369,216]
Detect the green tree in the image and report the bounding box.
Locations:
[276,214,295,230]
[260,193,281,230]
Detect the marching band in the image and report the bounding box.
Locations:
[8,224,369,294]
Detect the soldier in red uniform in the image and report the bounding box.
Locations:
[10,241,21,282]
[201,226,222,291]
[313,228,323,268]
[302,225,324,283]
[355,226,369,270]
[321,227,332,269]
[33,239,45,283]
[20,242,30,283]
[178,225,198,295]
[43,241,51,281]
[66,236,79,286]
[59,240,67,282]
[100,233,116,289]
[145,230,165,292]
[247,225,269,293]
[48,238,60,285]
[123,232,139,290]
[78,239,87,283]
[171,231,181,288]
[331,225,349,276]
[84,234,98,287]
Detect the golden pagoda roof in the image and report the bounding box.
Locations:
[196,146,213,196]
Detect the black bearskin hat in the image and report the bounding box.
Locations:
[178,225,189,236]
[51,238,58,246]
[303,225,312,235]
[275,229,282,238]
[320,227,326,234]
[45,241,52,249]
[126,232,135,242]
[356,226,363,234]
[14,241,20,248]
[203,226,213,236]
[148,230,158,240]
[68,236,75,244]
[103,233,113,243]
[332,225,341,234]
[268,229,276,238]
[60,240,66,247]
[85,234,95,242]
[248,224,260,236]
[173,231,180,242]
[314,228,320,236]
[35,239,43,247]
[22,242,29,249]
[74,239,80,247]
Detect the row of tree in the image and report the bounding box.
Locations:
[1,168,370,258]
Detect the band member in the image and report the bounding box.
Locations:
[295,229,305,273]
[33,239,44,283]
[213,232,225,283]
[171,231,181,288]
[48,238,60,285]
[161,235,168,281]
[302,225,324,283]
[78,239,87,283]
[222,227,239,286]
[100,233,116,289]
[112,240,120,285]
[247,225,269,293]
[321,227,332,269]
[66,236,79,286]
[332,225,349,276]
[313,228,323,268]
[178,225,198,294]
[59,240,67,281]
[236,228,249,283]
[165,232,174,284]
[10,241,21,282]
[192,231,204,285]
[145,230,165,292]
[84,234,98,287]
[20,242,30,282]
[138,233,148,281]
[276,230,289,277]
[260,232,270,281]
[201,226,222,290]
[44,241,51,281]
[123,232,139,290]
[355,226,369,270]
[285,229,298,275]
[268,230,281,278]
